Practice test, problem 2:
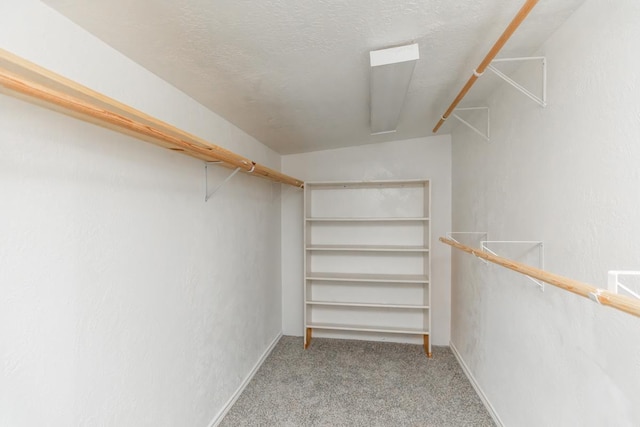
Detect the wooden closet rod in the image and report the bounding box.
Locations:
[432,0,539,133]
[0,48,304,188]
[440,237,640,319]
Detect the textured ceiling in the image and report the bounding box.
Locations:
[43,0,585,154]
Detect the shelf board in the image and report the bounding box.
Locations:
[306,322,429,335]
[305,272,429,284]
[0,49,304,188]
[306,300,429,309]
[306,244,428,252]
[304,179,428,189]
[306,217,429,222]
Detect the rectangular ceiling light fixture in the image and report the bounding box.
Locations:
[369,43,419,135]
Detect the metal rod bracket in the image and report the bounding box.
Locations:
[205,163,242,202]
[446,231,489,244]
[446,232,489,264]
[607,271,640,300]
[452,107,490,141]
[481,240,545,290]
[488,56,547,107]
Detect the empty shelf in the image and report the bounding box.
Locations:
[305,179,428,189]
[305,272,429,284]
[306,244,429,252]
[307,322,429,335]
[306,300,429,309]
[306,217,429,222]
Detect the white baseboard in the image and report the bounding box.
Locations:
[207,332,283,427]
[450,341,504,427]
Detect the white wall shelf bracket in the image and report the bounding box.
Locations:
[446,232,488,244]
[488,56,547,107]
[607,271,640,300]
[452,107,490,141]
[481,240,545,290]
[446,232,489,264]
[205,162,241,201]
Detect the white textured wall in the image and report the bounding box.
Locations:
[0,2,281,426]
[281,136,452,345]
[451,1,640,425]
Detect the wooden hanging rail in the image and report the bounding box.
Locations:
[440,237,640,318]
[432,0,539,133]
[0,48,304,188]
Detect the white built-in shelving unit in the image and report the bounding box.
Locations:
[303,179,431,357]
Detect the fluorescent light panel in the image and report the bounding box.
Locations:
[369,43,419,134]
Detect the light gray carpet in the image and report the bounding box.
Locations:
[220,336,494,426]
